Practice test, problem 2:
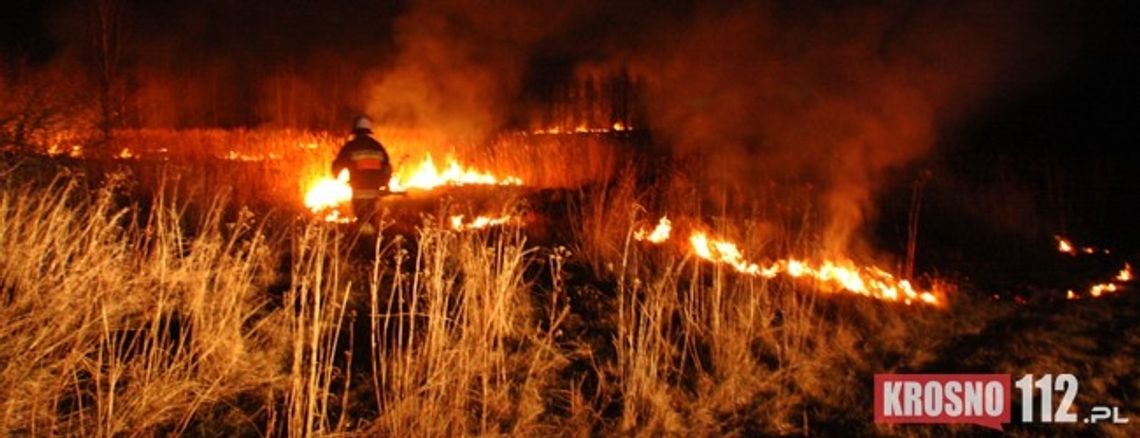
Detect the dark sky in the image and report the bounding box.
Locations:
[2,0,401,64]
[3,1,1136,135]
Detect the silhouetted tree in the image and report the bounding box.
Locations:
[88,0,126,151]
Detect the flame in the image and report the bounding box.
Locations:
[304,169,353,222]
[449,214,515,231]
[117,148,135,159]
[1089,282,1118,298]
[1051,233,1133,300]
[1117,263,1133,282]
[638,217,940,306]
[219,151,282,162]
[634,216,672,243]
[1056,236,1076,255]
[686,231,939,305]
[532,122,633,135]
[1055,235,1110,256]
[302,155,522,222]
[1070,263,1132,300]
[389,154,522,192]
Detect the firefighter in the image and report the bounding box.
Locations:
[332,116,392,233]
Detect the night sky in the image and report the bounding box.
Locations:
[4,1,1137,136]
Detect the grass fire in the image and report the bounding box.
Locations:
[1,1,1137,437]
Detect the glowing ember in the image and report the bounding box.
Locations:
[1117,263,1133,282]
[1055,235,1110,256]
[1056,236,1076,255]
[1089,283,1118,298]
[634,216,672,243]
[532,122,633,135]
[1066,290,1078,300]
[117,148,135,159]
[642,217,940,306]
[389,154,522,192]
[304,169,353,222]
[1069,263,1132,299]
[450,214,515,231]
[219,151,282,162]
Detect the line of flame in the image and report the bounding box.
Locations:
[1070,263,1133,299]
[634,216,940,306]
[532,122,632,135]
[389,154,521,192]
[449,214,515,231]
[303,155,523,222]
[687,231,939,306]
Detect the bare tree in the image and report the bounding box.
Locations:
[89,0,125,152]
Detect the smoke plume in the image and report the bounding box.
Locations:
[624,2,1054,253]
[14,0,1069,253]
[364,0,605,140]
[367,0,1053,253]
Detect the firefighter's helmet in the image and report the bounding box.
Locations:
[353,116,373,132]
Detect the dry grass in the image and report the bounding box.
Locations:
[0,174,284,436]
[5,142,1127,437]
[27,128,625,214]
[0,162,949,436]
[0,167,576,436]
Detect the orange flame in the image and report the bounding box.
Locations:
[638,217,940,306]
[532,122,633,135]
[1117,263,1133,282]
[302,155,523,222]
[634,216,672,243]
[1089,282,1118,298]
[686,231,939,306]
[389,154,522,192]
[1054,235,1110,256]
[220,150,283,162]
[1071,263,1132,300]
[449,214,515,231]
[304,169,353,222]
[1056,236,1076,255]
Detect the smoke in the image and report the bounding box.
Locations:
[617,2,1048,253]
[363,0,603,140]
[362,0,1058,253]
[14,0,1069,253]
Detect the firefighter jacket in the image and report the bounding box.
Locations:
[332,131,392,199]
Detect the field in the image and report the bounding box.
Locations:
[0,129,1136,437]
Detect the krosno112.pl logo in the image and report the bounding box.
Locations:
[874,374,1129,431]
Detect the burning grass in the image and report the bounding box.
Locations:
[0,149,1135,436]
[0,170,563,436]
[634,217,942,306]
[0,164,942,436]
[30,128,623,210]
[303,153,525,222]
